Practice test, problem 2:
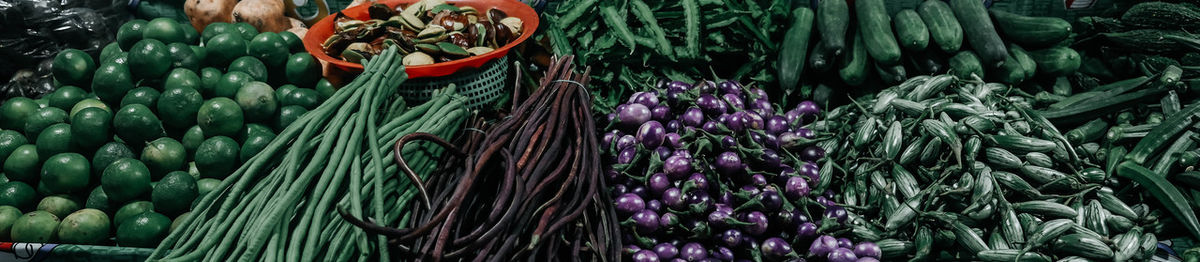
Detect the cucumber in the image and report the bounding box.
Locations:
[809,36,835,73]
[989,10,1072,48]
[840,29,870,86]
[778,7,815,92]
[894,9,930,52]
[917,0,963,53]
[950,51,984,80]
[1029,47,1081,78]
[907,49,947,75]
[950,0,1007,67]
[989,53,1026,84]
[817,0,850,55]
[1007,43,1038,80]
[875,63,908,85]
[856,0,902,65]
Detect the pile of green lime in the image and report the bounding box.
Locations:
[0,18,332,247]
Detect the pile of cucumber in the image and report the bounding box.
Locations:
[779,0,1078,94]
[0,18,330,247]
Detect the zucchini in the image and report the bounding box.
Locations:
[949,51,984,80]
[817,0,850,55]
[917,0,962,53]
[1121,1,1200,31]
[778,7,815,92]
[840,29,870,86]
[856,0,902,65]
[949,0,1007,67]
[989,10,1072,48]
[1029,47,1081,78]
[894,9,930,51]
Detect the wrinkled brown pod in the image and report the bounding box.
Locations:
[487,8,507,24]
[447,32,471,49]
[492,23,512,46]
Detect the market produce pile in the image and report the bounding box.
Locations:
[543,0,792,112]
[0,17,326,247]
[597,78,889,261]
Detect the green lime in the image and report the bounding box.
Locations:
[116,211,169,248]
[52,49,96,86]
[273,105,307,131]
[227,56,268,82]
[100,42,123,63]
[170,211,189,232]
[92,142,135,176]
[235,81,277,122]
[195,136,238,179]
[180,21,199,44]
[204,33,246,67]
[2,146,38,183]
[24,107,67,141]
[274,84,297,102]
[141,138,186,179]
[285,53,321,88]
[315,78,335,101]
[142,18,185,44]
[236,123,273,143]
[157,87,204,129]
[0,206,21,241]
[57,208,109,244]
[0,130,27,163]
[113,104,166,145]
[195,178,220,197]
[198,67,223,98]
[92,62,134,104]
[102,158,152,203]
[0,97,39,130]
[70,107,112,150]
[116,19,148,50]
[46,85,88,111]
[128,39,172,80]
[240,132,275,162]
[232,23,258,41]
[248,32,289,69]
[166,42,200,72]
[0,182,36,211]
[36,195,80,219]
[120,87,161,110]
[200,22,232,44]
[151,171,196,216]
[10,210,60,243]
[35,124,73,160]
[102,52,129,66]
[283,88,321,110]
[69,98,110,119]
[197,98,244,137]
[163,68,200,91]
[181,126,204,159]
[214,71,251,98]
[85,187,112,213]
[112,201,152,227]
[278,31,302,53]
[41,153,89,193]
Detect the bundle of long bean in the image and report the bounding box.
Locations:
[148,46,470,261]
[340,56,621,261]
[811,74,1169,261]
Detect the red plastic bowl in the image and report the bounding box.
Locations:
[303,0,538,78]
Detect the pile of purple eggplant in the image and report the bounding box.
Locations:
[601,79,880,262]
